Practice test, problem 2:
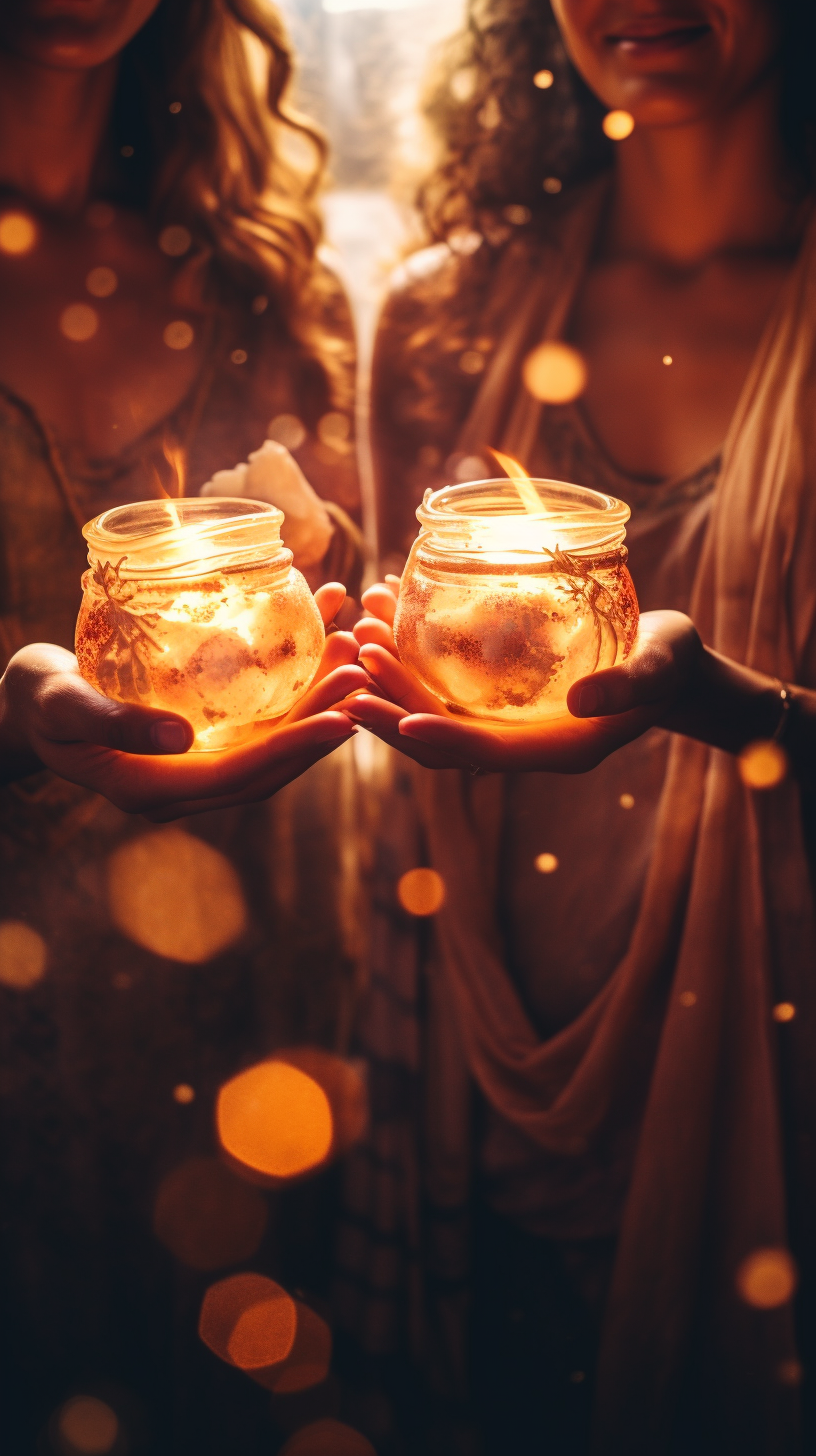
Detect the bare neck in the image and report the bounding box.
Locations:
[0,51,117,213]
[607,76,804,268]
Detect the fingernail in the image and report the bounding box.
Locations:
[152,720,188,753]
[576,684,600,717]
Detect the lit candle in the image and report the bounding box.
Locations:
[393,473,638,722]
[76,497,325,750]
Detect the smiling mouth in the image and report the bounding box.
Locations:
[606,23,712,54]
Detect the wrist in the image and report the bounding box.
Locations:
[662,646,790,754]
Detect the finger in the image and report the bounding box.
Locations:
[32,668,194,756]
[311,630,360,685]
[567,611,699,718]
[47,711,356,811]
[342,693,408,733]
[357,645,448,715]
[399,705,657,772]
[144,741,352,821]
[315,582,347,627]
[349,720,467,771]
[384,575,401,597]
[285,664,368,722]
[361,584,397,627]
[353,617,398,655]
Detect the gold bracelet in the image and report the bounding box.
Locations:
[772,681,796,743]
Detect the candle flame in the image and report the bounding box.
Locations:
[489,448,544,515]
[155,437,187,529]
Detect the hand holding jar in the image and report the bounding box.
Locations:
[0,582,365,820]
[349,579,705,774]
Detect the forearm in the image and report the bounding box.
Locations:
[663,647,816,786]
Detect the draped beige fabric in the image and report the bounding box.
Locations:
[417,189,816,1452]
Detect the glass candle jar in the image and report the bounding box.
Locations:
[76,497,325,750]
[393,477,638,723]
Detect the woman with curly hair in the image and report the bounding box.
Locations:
[0,2,368,1448]
[341,2,816,1451]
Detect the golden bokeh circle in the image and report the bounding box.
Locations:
[86,266,118,298]
[397,868,446,916]
[619,793,635,809]
[60,304,99,342]
[543,177,562,194]
[268,1301,332,1393]
[0,920,47,990]
[522,341,587,404]
[227,1295,298,1369]
[279,1420,376,1456]
[534,852,559,875]
[0,211,37,255]
[267,413,306,451]
[603,110,635,141]
[159,224,192,257]
[217,1060,334,1180]
[773,1002,796,1023]
[107,827,247,963]
[153,1156,267,1270]
[736,1247,798,1309]
[738,740,788,790]
[58,1396,119,1455]
[163,319,194,350]
[678,990,697,1008]
[173,1082,196,1103]
[533,69,554,90]
[199,1273,296,1368]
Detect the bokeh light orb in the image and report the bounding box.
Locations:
[86,266,118,298]
[60,304,99,342]
[159,225,192,257]
[57,1396,119,1455]
[736,1247,798,1309]
[533,69,554,89]
[199,1273,297,1368]
[535,853,559,875]
[738,740,787,789]
[0,211,37,255]
[153,1156,267,1270]
[397,868,446,916]
[163,319,194,350]
[603,109,635,141]
[522,340,587,403]
[227,1295,298,1369]
[263,1301,332,1393]
[773,1002,796,1023]
[0,920,47,989]
[268,414,307,451]
[279,1420,376,1456]
[217,1060,333,1180]
[107,826,247,963]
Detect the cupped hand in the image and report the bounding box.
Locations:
[0,583,367,819]
[350,579,703,772]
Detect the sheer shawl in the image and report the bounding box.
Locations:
[415,189,816,1451]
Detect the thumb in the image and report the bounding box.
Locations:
[35,671,194,756]
[567,611,701,718]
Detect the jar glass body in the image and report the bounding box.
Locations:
[393,478,638,723]
[76,497,325,750]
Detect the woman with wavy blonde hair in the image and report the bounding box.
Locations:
[0,1,367,1446]
[342,1,816,1451]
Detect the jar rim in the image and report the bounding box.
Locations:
[83,496,287,578]
[416,477,630,556]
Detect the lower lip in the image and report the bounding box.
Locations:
[608,25,711,57]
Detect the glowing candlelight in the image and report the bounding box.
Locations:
[75,497,325,750]
[393,472,638,722]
